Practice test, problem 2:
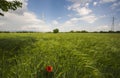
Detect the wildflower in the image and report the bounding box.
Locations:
[46,66,53,72]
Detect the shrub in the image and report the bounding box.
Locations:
[53,29,59,33]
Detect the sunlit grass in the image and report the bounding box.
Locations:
[0,33,120,78]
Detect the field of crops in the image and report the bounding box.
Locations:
[0,33,120,78]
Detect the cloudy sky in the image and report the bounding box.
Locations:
[0,0,120,32]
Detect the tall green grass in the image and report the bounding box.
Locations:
[0,33,120,78]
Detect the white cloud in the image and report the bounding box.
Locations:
[79,15,97,23]
[67,3,92,16]
[52,20,59,25]
[57,17,62,20]
[0,0,50,32]
[67,0,91,4]
[0,12,50,31]
[63,15,97,24]
[85,3,89,7]
[67,0,92,10]
[62,18,79,27]
[76,7,92,16]
[96,25,110,31]
[0,23,4,26]
[67,0,92,16]
[93,2,98,6]
[100,0,117,3]
[68,3,80,10]
[67,14,73,17]
[67,0,97,24]
[60,14,97,28]
[99,15,106,19]
[111,2,120,9]
[60,24,110,32]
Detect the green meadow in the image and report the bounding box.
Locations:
[0,33,120,78]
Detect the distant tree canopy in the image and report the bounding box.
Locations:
[69,30,88,33]
[0,0,22,16]
[53,28,59,33]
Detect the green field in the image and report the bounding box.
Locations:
[0,33,120,78]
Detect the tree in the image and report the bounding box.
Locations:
[80,30,88,33]
[53,28,59,33]
[70,30,74,33]
[0,0,22,16]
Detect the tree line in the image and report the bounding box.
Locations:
[0,29,120,33]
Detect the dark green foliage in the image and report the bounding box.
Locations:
[0,12,4,16]
[108,31,114,33]
[0,31,11,33]
[36,69,54,78]
[81,30,88,33]
[0,0,22,16]
[53,29,59,33]
[70,30,74,33]
[0,35,37,78]
[69,30,88,33]
[116,31,120,33]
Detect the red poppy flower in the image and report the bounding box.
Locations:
[46,66,53,72]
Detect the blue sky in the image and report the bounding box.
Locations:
[28,0,71,23]
[0,0,120,32]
